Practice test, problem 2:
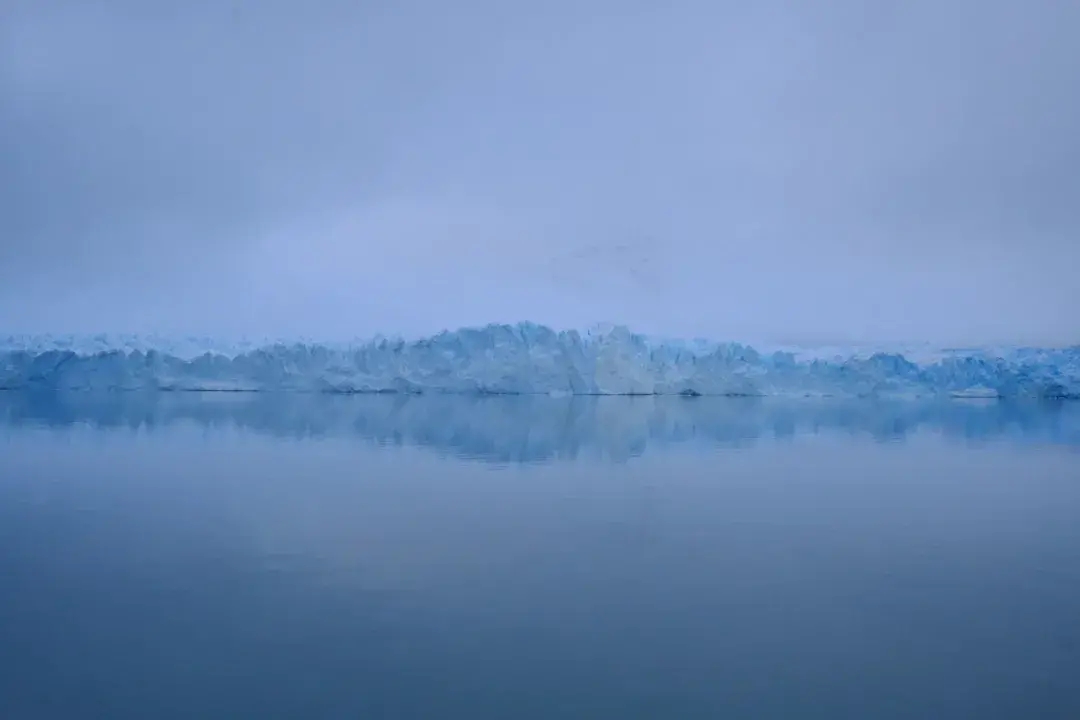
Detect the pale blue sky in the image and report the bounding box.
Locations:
[1,0,1077,344]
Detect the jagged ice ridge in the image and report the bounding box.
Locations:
[1,323,1078,398]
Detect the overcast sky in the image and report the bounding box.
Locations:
[1,0,1077,344]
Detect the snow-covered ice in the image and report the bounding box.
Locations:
[1,323,1077,398]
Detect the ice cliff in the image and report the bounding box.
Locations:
[1,323,1077,398]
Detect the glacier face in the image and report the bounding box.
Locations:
[1,323,1078,398]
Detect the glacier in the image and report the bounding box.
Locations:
[1,323,1078,398]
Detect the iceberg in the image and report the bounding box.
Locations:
[0,323,1077,398]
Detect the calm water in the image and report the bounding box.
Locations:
[2,393,1079,719]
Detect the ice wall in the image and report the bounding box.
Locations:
[1,323,1077,398]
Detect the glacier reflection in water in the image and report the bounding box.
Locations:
[2,391,1077,462]
[3,390,1080,719]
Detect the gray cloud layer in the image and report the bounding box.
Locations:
[2,0,1078,344]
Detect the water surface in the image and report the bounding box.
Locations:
[1,393,1078,718]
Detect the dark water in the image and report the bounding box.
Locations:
[2,393,1079,719]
